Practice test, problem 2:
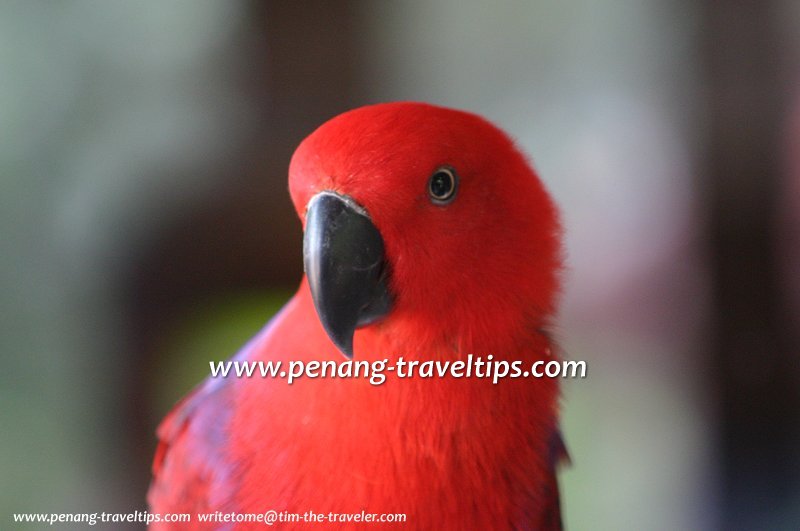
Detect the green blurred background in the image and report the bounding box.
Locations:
[2,1,799,529]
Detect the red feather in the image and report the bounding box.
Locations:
[149,102,566,529]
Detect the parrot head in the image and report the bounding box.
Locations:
[289,102,561,358]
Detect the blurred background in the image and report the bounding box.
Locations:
[1,1,799,529]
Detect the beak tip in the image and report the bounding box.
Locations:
[334,336,355,359]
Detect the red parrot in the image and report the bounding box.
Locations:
[148,102,566,529]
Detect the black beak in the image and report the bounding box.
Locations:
[303,192,392,358]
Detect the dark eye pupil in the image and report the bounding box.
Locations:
[429,170,455,201]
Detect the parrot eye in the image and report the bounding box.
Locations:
[428,167,458,204]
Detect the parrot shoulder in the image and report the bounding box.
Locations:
[147,297,300,517]
[148,375,237,515]
[536,430,569,530]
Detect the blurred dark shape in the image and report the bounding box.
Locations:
[701,0,800,527]
[781,95,800,334]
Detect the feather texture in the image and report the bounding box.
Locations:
[149,102,566,529]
